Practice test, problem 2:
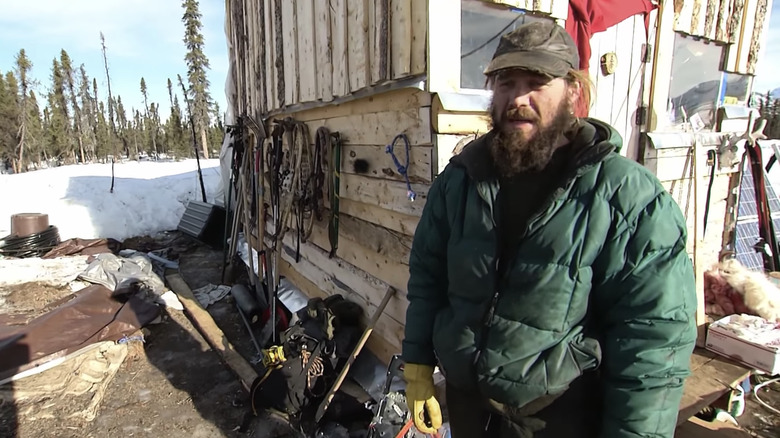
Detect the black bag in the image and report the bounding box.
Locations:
[250,295,363,419]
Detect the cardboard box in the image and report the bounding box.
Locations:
[704,314,780,375]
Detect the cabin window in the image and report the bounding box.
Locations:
[666,33,726,131]
[460,0,550,90]
[721,72,752,105]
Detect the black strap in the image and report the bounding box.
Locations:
[702,149,717,237]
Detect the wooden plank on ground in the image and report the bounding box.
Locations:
[296,0,317,103]
[410,0,426,75]
[674,416,752,437]
[347,0,370,92]
[314,0,333,102]
[331,0,349,97]
[166,272,258,391]
[281,0,298,105]
[391,0,412,78]
[676,348,751,425]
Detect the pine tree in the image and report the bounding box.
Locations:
[182,0,211,158]
[140,77,159,158]
[79,65,97,161]
[100,32,121,158]
[14,49,33,172]
[25,90,44,168]
[50,58,75,163]
[60,50,87,163]
[0,72,21,171]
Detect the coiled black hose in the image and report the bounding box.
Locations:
[0,226,61,258]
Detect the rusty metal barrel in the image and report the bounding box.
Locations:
[10,213,50,238]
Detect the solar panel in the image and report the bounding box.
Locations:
[734,156,780,271]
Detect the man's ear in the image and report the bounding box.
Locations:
[567,80,581,108]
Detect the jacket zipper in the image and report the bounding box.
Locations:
[470,159,601,368]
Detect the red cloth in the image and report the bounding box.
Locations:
[565,0,656,117]
[565,0,657,70]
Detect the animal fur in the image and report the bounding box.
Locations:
[718,258,780,322]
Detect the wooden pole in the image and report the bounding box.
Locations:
[315,286,397,422]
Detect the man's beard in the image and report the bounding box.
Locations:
[489,99,576,177]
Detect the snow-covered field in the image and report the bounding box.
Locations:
[0,159,224,241]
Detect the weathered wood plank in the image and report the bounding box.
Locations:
[331,0,350,97]
[436,133,478,175]
[550,0,569,20]
[305,216,412,293]
[264,0,277,111]
[166,272,258,391]
[434,112,490,135]
[691,0,705,36]
[622,15,647,162]
[747,0,770,75]
[340,172,428,217]
[391,0,413,79]
[410,0,427,75]
[303,106,433,146]
[281,0,298,105]
[339,198,420,236]
[370,0,390,84]
[274,0,285,107]
[289,87,431,123]
[592,26,618,124]
[609,16,636,158]
[314,0,333,102]
[296,0,317,103]
[735,0,758,73]
[341,144,433,184]
[728,0,746,44]
[266,224,410,327]
[675,0,695,34]
[347,0,370,92]
[704,0,719,40]
[715,0,731,42]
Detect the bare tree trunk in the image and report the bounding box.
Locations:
[200,127,209,158]
[17,124,26,173]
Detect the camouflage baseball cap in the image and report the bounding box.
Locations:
[484,20,579,78]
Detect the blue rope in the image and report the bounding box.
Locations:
[385,133,416,201]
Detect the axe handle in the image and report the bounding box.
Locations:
[315,286,397,423]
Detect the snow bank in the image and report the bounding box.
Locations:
[0,159,223,241]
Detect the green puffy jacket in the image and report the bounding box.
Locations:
[403,119,697,437]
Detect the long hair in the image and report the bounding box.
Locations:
[566,69,595,118]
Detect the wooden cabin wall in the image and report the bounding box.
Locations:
[481,0,569,20]
[258,87,433,363]
[587,14,648,162]
[226,0,429,116]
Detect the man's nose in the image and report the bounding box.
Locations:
[511,89,532,108]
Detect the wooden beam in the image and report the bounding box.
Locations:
[296,0,317,103]
[347,0,370,92]
[410,0,427,76]
[341,143,433,184]
[166,272,259,391]
[370,0,390,84]
[314,0,334,102]
[303,106,433,146]
[427,0,461,93]
[391,0,413,79]
[281,0,298,105]
[331,0,350,97]
[339,198,420,236]
[746,0,771,75]
[288,87,431,122]
[274,0,285,106]
[715,0,731,42]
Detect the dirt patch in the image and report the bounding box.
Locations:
[0,282,76,322]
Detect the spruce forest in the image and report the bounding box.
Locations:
[0,0,223,174]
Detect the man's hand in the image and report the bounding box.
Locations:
[404,363,443,434]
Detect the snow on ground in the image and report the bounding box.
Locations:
[0,159,224,241]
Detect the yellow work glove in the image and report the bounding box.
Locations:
[403,363,443,435]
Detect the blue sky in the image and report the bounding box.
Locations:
[0,0,228,121]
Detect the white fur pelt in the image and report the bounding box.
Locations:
[718,258,780,323]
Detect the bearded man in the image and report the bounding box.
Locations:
[402,21,697,438]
